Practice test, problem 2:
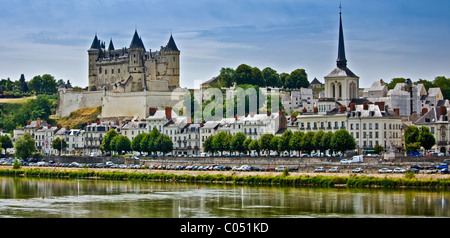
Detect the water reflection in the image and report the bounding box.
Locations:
[0,177,449,218]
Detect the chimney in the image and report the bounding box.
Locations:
[314,107,318,113]
[116,121,120,126]
[66,126,70,130]
[165,107,172,119]
[339,106,346,113]
[440,106,447,116]
[27,121,31,125]
[363,101,368,110]
[88,120,91,125]
[350,103,356,111]
[200,122,204,127]
[48,124,51,129]
[394,108,400,115]
[375,102,385,111]
[422,108,428,115]
[37,118,41,128]
[235,114,238,121]
[291,114,296,120]
[149,107,157,116]
[57,124,62,129]
[267,111,271,116]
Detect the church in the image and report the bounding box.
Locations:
[87,30,180,93]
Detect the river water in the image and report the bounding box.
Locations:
[0,176,449,218]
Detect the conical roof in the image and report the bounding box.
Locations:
[130,30,145,50]
[90,34,101,50]
[108,38,115,51]
[166,34,179,51]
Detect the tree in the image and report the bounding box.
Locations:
[404,125,420,154]
[51,137,67,155]
[270,136,281,155]
[331,129,356,153]
[248,139,260,156]
[290,131,304,154]
[100,129,119,153]
[113,135,131,155]
[203,135,214,154]
[251,67,265,86]
[287,69,308,89]
[279,130,293,155]
[374,144,384,155]
[258,134,274,156]
[433,76,450,100]
[262,67,280,88]
[243,138,253,155]
[418,126,436,152]
[230,132,247,154]
[212,131,230,154]
[0,135,13,154]
[320,131,334,155]
[155,134,173,154]
[312,130,325,153]
[131,133,146,154]
[14,133,36,159]
[235,64,253,85]
[301,131,316,154]
[217,67,236,88]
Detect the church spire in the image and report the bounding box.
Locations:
[336,5,347,69]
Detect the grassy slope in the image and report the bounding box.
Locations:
[56,106,101,129]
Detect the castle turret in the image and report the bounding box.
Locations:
[88,34,101,91]
[163,34,180,90]
[128,30,146,91]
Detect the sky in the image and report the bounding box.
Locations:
[0,0,449,89]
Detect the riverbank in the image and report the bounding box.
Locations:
[2,166,450,189]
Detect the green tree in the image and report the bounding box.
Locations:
[287,69,308,89]
[290,131,304,154]
[0,135,13,154]
[279,130,293,155]
[100,129,119,153]
[235,64,253,85]
[28,75,43,94]
[212,131,230,154]
[251,67,265,86]
[418,126,436,152]
[374,144,384,155]
[113,135,131,155]
[301,131,316,154]
[331,129,356,153]
[230,132,247,154]
[243,138,253,155]
[433,76,450,100]
[270,136,281,155]
[155,134,173,154]
[320,131,334,155]
[262,67,280,88]
[203,135,214,154]
[312,130,325,153]
[217,67,236,88]
[51,137,67,155]
[248,139,260,156]
[14,133,36,159]
[258,134,274,156]
[131,133,146,154]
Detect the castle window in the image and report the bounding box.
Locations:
[173,57,175,62]
[105,69,107,74]
[118,68,120,73]
[111,69,114,74]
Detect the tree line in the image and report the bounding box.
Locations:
[215,64,309,89]
[202,129,356,156]
[100,128,173,156]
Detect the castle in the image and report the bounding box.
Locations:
[56,30,185,119]
[88,30,180,92]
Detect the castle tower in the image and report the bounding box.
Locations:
[88,34,102,91]
[163,34,180,91]
[324,7,359,106]
[128,30,146,91]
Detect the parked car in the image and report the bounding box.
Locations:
[352,168,364,173]
[393,168,407,173]
[437,164,448,170]
[379,168,393,173]
[340,159,352,164]
[426,168,437,174]
[441,168,450,174]
[275,166,287,172]
[328,167,340,173]
[289,167,299,172]
[410,164,424,170]
[408,168,420,173]
[314,167,326,172]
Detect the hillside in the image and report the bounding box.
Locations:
[56,106,102,129]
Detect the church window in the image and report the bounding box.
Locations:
[338,84,342,98]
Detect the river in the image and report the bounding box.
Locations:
[1,176,449,218]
